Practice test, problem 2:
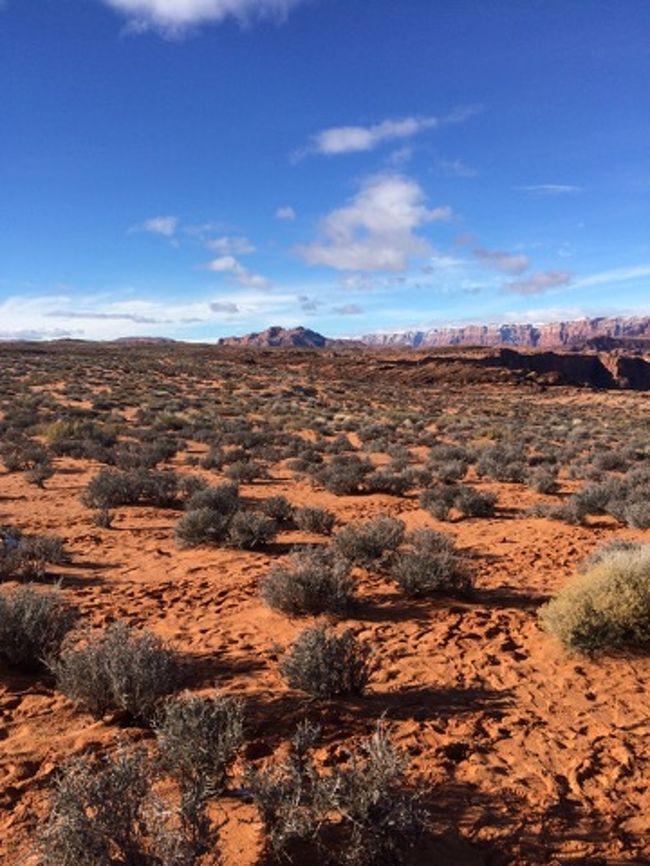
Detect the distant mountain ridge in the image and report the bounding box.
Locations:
[359,316,650,350]
[217,317,649,351]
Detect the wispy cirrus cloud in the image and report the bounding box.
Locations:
[574,264,650,288]
[98,0,306,37]
[517,184,584,196]
[297,173,452,272]
[294,105,480,160]
[504,269,573,296]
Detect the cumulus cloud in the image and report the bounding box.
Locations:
[295,106,480,159]
[517,184,583,196]
[136,215,179,237]
[99,0,306,36]
[504,270,573,296]
[206,255,271,289]
[297,173,452,272]
[473,247,529,275]
[275,205,296,221]
[205,235,255,255]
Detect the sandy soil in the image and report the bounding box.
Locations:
[0,348,648,865]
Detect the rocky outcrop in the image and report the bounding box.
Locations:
[218,326,329,348]
[361,316,650,350]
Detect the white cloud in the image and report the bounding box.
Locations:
[210,301,240,313]
[206,255,271,289]
[136,215,179,237]
[439,158,477,178]
[474,247,529,275]
[99,0,306,36]
[504,270,573,296]
[275,205,296,221]
[297,173,452,272]
[295,106,480,160]
[517,184,584,196]
[205,235,255,255]
[339,273,375,291]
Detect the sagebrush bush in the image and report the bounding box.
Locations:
[280,625,374,698]
[38,746,219,866]
[54,621,182,724]
[262,495,295,524]
[0,527,67,581]
[331,723,426,865]
[226,511,277,550]
[389,529,472,597]
[293,506,336,535]
[0,585,79,672]
[155,693,244,794]
[539,545,650,653]
[175,507,232,548]
[420,484,496,521]
[262,547,355,616]
[333,516,405,566]
[185,482,240,515]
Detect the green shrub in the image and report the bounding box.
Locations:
[539,545,650,653]
[226,511,277,550]
[174,507,232,548]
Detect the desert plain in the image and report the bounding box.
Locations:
[0,340,648,866]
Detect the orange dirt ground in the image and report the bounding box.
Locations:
[0,345,648,865]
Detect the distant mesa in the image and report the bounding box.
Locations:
[359,316,650,351]
[217,316,649,352]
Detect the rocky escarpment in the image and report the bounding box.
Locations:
[361,316,650,350]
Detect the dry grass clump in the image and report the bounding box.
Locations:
[54,621,183,724]
[0,527,68,581]
[0,585,79,672]
[539,544,650,653]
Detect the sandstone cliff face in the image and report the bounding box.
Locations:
[361,316,650,349]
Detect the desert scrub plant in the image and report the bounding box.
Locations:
[333,516,405,567]
[0,585,79,672]
[313,454,373,495]
[185,482,240,515]
[226,511,277,550]
[331,723,426,866]
[280,625,374,698]
[578,538,644,573]
[245,721,328,860]
[54,621,182,724]
[261,547,355,617]
[539,544,650,653]
[262,495,295,525]
[388,529,472,598]
[293,506,336,535]
[175,507,233,548]
[154,695,243,852]
[37,746,222,866]
[527,466,558,494]
[0,527,67,581]
[476,443,526,483]
[419,483,496,521]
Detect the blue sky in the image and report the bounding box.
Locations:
[1,0,649,341]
